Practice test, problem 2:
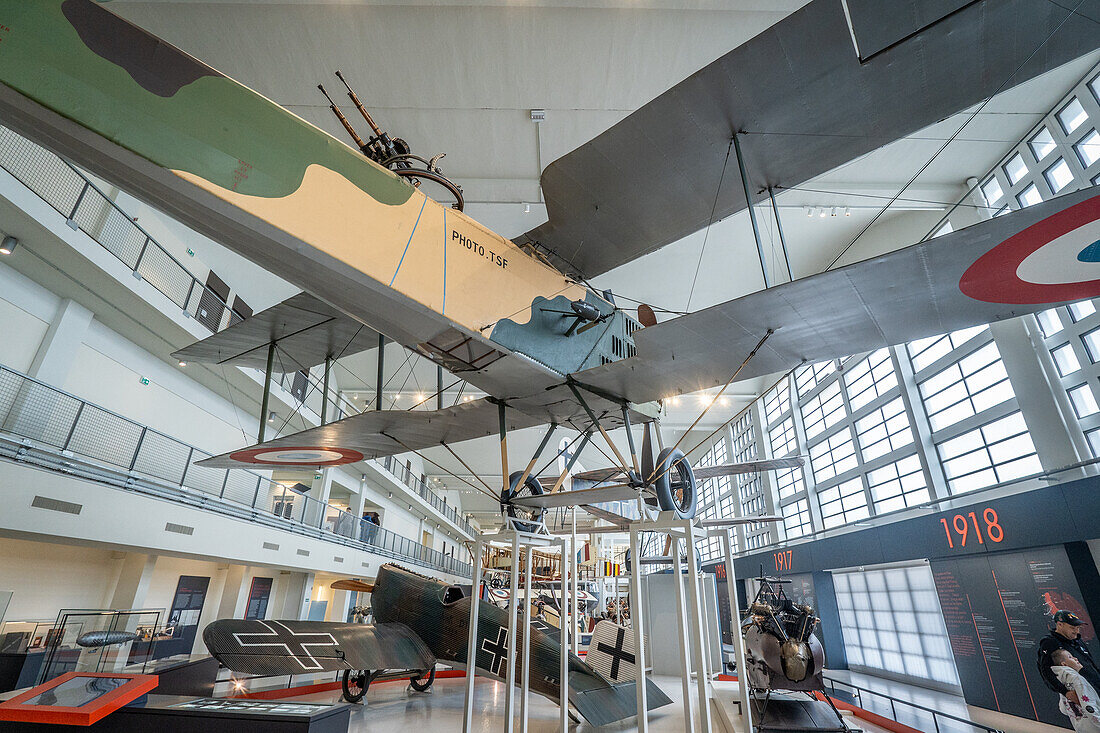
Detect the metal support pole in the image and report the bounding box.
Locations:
[258,342,275,443]
[520,546,533,733]
[437,365,444,410]
[732,132,771,288]
[571,507,579,655]
[622,405,641,476]
[375,333,385,410]
[683,523,712,731]
[629,525,649,732]
[321,356,331,425]
[549,429,593,494]
[567,382,632,473]
[559,534,571,733]
[498,401,510,489]
[768,186,794,283]
[672,536,696,733]
[504,532,521,732]
[719,530,752,732]
[516,423,557,493]
[462,534,485,732]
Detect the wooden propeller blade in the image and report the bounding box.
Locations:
[331,579,375,593]
[637,304,658,328]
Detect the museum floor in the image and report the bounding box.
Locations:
[285,675,891,732]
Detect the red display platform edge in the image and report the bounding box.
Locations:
[0,672,159,726]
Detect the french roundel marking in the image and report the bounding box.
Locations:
[960,195,1100,304]
[228,446,364,466]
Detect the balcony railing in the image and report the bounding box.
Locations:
[379,455,475,535]
[0,364,471,577]
[0,126,250,333]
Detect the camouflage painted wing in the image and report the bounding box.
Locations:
[202,619,434,676]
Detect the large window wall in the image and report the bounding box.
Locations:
[692,60,1100,552]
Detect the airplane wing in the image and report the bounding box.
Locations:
[516,0,1100,278]
[195,397,546,468]
[693,457,805,480]
[172,292,380,371]
[572,187,1100,404]
[202,619,434,676]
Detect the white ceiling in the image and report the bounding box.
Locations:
[93,1,1100,522]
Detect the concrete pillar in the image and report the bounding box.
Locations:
[991,318,1090,475]
[329,589,352,623]
[194,564,230,654]
[107,553,158,609]
[28,298,93,385]
[281,572,314,620]
[215,565,250,620]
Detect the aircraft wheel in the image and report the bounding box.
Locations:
[501,471,546,532]
[409,667,436,692]
[653,448,697,519]
[341,669,371,703]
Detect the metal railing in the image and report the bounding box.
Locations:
[0,126,245,333]
[0,364,471,577]
[823,675,1005,733]
[379,455,474,535]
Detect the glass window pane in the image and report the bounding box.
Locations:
[1084,327,1100,363]
[1069,301,1096,322]
[1004,152,1029,185]
[980,176,1004,207]
[1044,158,1074,194]
[1037,308,1064,337]
[1029,127,1056,161]
[1052,343,1082,376]
[1058,98,1088,136]
[1077,129,1100,169]
[1069,384,1099,418]
[1017,183,1043,208]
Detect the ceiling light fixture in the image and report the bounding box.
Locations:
[805,207,814,217]
[844,207,851,217]
[830,207,838,217]
[267,411,277,422]
[177,360,187,367]
[0,236,17,255]
[818,208,827,218]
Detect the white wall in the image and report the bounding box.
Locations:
[0,538,117,620]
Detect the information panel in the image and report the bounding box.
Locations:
[931,546,1094,726]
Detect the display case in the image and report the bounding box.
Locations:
[37,609,163,685]
[0,620,53,655]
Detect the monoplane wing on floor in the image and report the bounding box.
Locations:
[195,397,546,468]
[202,619,434,676]
[172,292,380,371]
[573,187,1100,404]
[516,0,1100,278]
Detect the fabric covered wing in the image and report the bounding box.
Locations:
[202,619,433,675]
[516,0,1100,278]
[693,458,805,480]
[574,188,1100,404]
[196,397,545,468]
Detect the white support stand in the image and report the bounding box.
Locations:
[461,525,572,733]
[629,513,731,733]
[712,527,753,733]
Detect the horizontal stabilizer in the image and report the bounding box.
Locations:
[510,483,639,509]
[570,677,674,727]
[196,397,544,468]
[693,457,804,479]
[202,619,433,676]
[581,504,633,529]
[172,292,379,371]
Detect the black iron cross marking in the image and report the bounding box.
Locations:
[232,621,337,671]
[481,626,509,676]
[596,626,635,679]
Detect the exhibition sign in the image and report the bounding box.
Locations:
[930,546,1090,726]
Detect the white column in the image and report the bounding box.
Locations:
[28,298,92,385]
[629,526,649,732]
[683,524,711,731]
[462,535,485,732]
[108,553,157,610]
[505,532,520,732]
[672,536,695,733]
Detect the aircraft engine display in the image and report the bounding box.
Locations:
[741,576,825,692]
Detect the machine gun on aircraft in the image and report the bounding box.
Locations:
[319,71,464,211]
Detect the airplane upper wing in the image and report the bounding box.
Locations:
[573,187,1100,404]
[202,619,434,676]
[516,0,1100,278]
[196,397,547,468]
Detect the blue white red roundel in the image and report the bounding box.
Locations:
[960,195,1100,304]
[229,446,364,466]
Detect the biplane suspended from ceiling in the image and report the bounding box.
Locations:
[1,0,1099,527]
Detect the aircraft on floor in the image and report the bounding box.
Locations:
[1,0,1099,530]
[203,563,671,725]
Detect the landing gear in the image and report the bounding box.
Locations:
[409,667,436,692]
[341,669,371,703]
[501,470,546,532]
[653,447,697,519]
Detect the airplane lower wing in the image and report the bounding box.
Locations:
[202,619,434,676]
[575,187,1100,404]
[196,397,546,468]
[693,457,805,480]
